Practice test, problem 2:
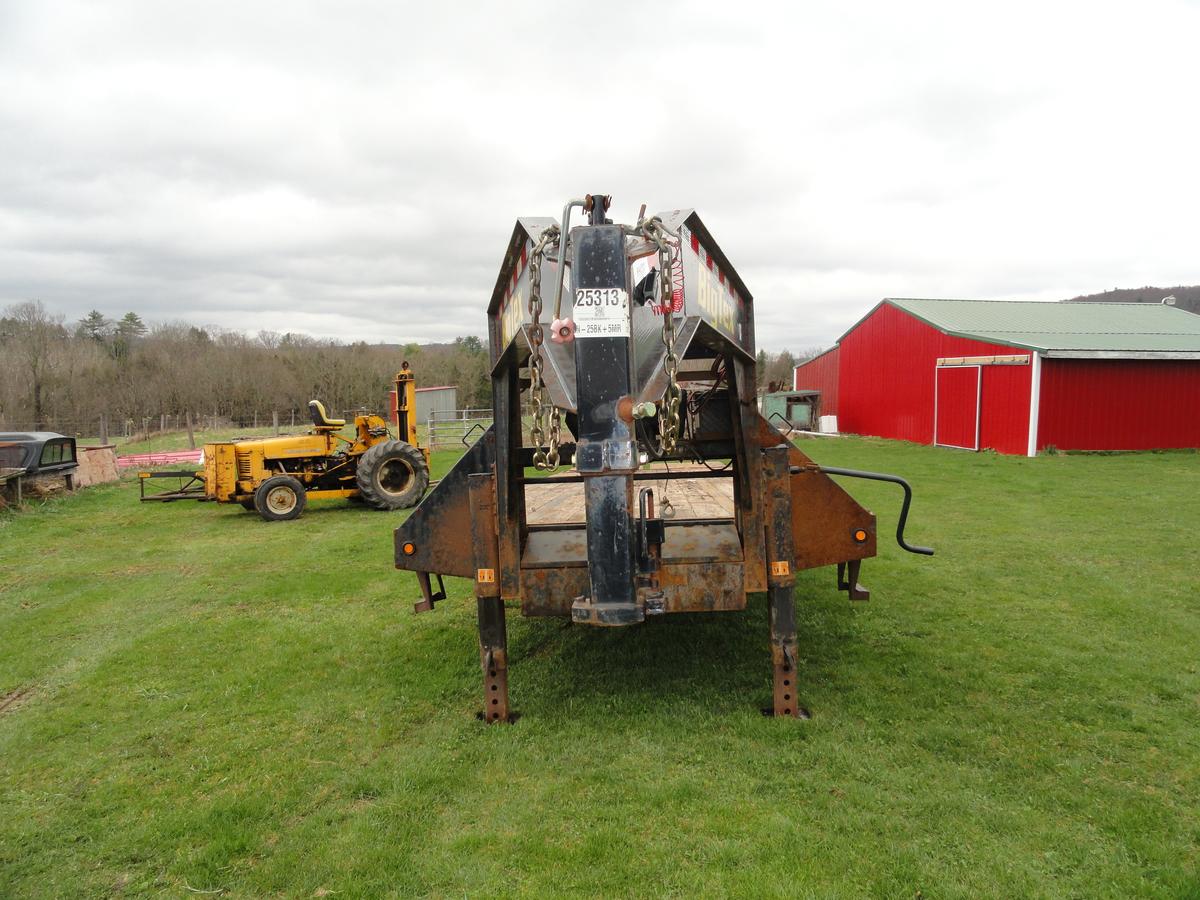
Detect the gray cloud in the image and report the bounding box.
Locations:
[2,0,1198,350]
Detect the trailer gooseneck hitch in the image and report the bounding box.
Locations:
[393,194,933,722]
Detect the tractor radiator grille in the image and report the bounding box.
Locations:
[236,454,253,481]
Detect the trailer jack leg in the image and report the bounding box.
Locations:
[763,445,806,719]
[477,597,511,724]
[468,472,511,723]
[768,584,805,719]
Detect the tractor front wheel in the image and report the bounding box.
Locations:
[355,440,428,510]
[254,475,308,521]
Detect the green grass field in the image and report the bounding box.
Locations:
[115,426,327,455]
[1,439,1197,897]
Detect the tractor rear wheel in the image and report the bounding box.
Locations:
[355,440,428,510]
[254,475,307,521]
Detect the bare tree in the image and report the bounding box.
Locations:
[0,300,503,433]
[3,301,67,429]
[763,349,797,393]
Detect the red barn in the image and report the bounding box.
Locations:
[793,299,1200,456]
[792,345,839,416]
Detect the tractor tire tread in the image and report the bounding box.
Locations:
[355,440,428,510]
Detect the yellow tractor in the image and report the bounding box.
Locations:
[141,365,430,521]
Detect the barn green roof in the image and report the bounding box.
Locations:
[852,299,1200,358]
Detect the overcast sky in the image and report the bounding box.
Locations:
[2,1,1197,351]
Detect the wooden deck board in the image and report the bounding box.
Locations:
[525,469,734,525]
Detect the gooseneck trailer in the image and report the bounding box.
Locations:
[394,195,931,721]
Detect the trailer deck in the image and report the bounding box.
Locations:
[525,466,733,524]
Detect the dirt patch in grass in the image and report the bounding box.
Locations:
[0,685,35,717]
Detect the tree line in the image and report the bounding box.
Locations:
[1,300,821,438]
[0,301,492,436]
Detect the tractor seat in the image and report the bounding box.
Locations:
[308,400,346,429]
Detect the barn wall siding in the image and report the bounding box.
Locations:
[838,303,1032,454]
[793,348,840,415]
[1038,358,1200,451]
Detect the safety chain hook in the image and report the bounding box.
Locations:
[528,224,563,470]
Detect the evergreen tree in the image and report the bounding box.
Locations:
[78,310,111,341]
[117,312,147,338]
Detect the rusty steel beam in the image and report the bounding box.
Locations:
[469,472,510,724]
[763,444,802,719]
[730,354,768,594]
[493,363,525,600]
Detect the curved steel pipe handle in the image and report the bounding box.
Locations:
[810,466,936,556]
[552,198,586,319]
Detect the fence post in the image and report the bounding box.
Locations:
[99,413,109,446]
[273,411,280,435]
[186,411,196,450]
[160,413,166,434]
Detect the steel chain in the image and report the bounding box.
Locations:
[527,225,563,470]
[640,217,683,456]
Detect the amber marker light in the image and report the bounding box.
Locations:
[853,529,868,543]
[402,541,416,556]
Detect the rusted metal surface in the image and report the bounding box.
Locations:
[520,522,745,617]
[755,416,877,571]
[656,560,745,613]
[519,567,589,617]
[469,472,510,724]
[731,356,769,593]
[393,427,495,580]
[494,368,525,600]
[763,445,802,719]
[788,466,878,570]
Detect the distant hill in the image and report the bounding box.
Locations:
[1065,286,1200,315]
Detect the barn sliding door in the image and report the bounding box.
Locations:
[934,365,981,450]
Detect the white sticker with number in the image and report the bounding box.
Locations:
[573,287,630,338]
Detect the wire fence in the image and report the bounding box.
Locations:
[2,406,530,454]
[1,410,360,453]
[422,408,496,450]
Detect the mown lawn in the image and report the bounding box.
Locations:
[1,439,1197,897]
